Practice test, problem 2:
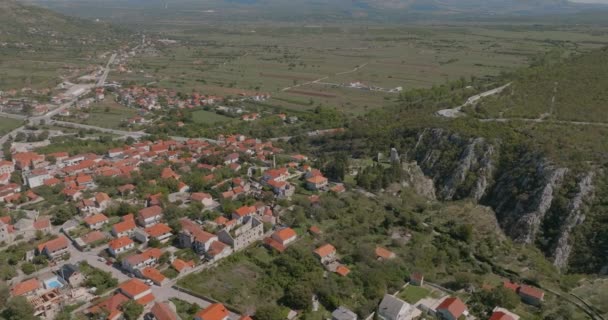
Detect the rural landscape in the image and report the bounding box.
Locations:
[1,1,608,320]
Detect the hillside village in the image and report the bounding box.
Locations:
[0,118,547,320]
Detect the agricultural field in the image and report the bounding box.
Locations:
[192,109,233,124]
[110,25,608,114]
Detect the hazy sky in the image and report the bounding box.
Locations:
[570,0,608,3]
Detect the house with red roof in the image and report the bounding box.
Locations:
[118,279,154,305]
[112,218,137,238]
[37,236,69,260]
[177,218,219,255]
[122,248,163,274]
[314,244,337,264]
[84,213,109,230]
[136,223,173,243]
[191,192,214,207]
[141,267,167,286]
[108,236,135,257]
[265,227,297,252]
[11,278,41,296]
[375,247,396,260]
[0,160,15,175]
[172,258,195,273]
[149,302,180,320]
[490,307,519,320]
[307,175,328,191]
[195,303,229,320]
[518,285,544,306]
[436,297,468,320]
[137,205,163,227]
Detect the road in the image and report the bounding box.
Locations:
[436,83,511,118]
[97,53,117,87]
[280,62,369,92]
[50,120,146,138]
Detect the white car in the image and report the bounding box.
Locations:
[97,257,106,263]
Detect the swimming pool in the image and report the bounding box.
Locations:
[44,277,64,289]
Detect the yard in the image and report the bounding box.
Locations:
[398,285,431,304]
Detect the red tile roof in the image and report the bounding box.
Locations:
[172,259,195,272]
[37,236,69,253]
[139,205,163,219]
[151,302,179,320]
[11,278,40,296]
[84,213,109,226]
[489,311,514,320]
[314,244,336,258]
[145,223,172,238]
[437,297,467,319]
[113,219,136,233]
[119,279,151,298]
[519,285,544,300]
[336,265,350,277]
[195,303,229,320]
[273,228,296,243]
[108,236,134,250]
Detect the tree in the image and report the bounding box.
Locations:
[254,305,285,320]
[2,296,37,320]
[122,300,144,320]
[21,262,36,275]
[281,284,312,311]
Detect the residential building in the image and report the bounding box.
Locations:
[306,175,328,190]
[375,247,396,260]
[24,168,50,188]
[518,285,544,306]
[11,278,41,296]
[195,303,229,320]
[148,302,180,320]
[172,259,195,273]
[314,244,337,264]
[141,267,167,286]
[409,273,424,286]
[377,295,413,320]
[138,205,163,227]
[118,279,155,305]
[332,306,358,320]
[436,297,467,320]
[217,216,264,251]
[112,218,137,237]
[57,263,84,286]
[122,248,163,275]
[490,307,519,320]
[84,213,109,230]
[37,236,69,260]
[136,223,173,243]
[178,218,218,255]
[108,236,135,257]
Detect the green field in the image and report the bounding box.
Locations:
[398,285,431,304]
[77,99,138,129]
[0,116,23,135]
[108,25,608,114]
[192,110,232,124]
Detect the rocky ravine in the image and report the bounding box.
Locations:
[406,128,596,270]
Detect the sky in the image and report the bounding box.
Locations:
[570,0,608,3]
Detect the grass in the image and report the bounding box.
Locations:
[0,116,23,135]
[178,253,273,313]
[82,100,138,129]
[192,110,232,124]
[398,285,431,304]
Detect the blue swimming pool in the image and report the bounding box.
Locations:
[44,277,63,289]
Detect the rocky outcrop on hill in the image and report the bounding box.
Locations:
[405,128,598,270]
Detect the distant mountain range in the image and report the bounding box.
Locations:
[21,0,608,24]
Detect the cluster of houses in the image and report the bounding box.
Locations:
[0,130,349,319]
[331,274,544,320]
[115,86,270,112]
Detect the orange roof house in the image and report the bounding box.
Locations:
[375,247,396,260]
[141,267,167,285]
[335,265,350,277]
[195,303,229,320]
[84,213,109,229]
[118,279,154,303]
[172,259,195,273]
[314,244,336,263]
[11,278,41,296]
[436,297,467,320]
[151,302,179,320]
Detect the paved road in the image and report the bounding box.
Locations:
[97,53,117,87]
[436,83,511,118]
[50,120,146,138]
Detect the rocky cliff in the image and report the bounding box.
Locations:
[406,128,597,271]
